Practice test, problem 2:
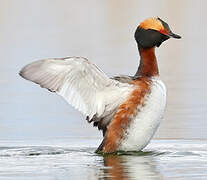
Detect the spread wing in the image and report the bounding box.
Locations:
[19,57,134,129]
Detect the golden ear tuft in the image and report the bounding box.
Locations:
[139,17,164,31]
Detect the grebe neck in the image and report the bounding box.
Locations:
[135,45,159,77]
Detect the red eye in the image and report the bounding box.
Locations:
[159,29,169,36]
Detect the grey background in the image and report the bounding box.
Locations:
[0,0,206,140]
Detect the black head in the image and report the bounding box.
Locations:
[135,17,181,49]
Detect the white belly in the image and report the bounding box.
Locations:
[119,79,166,151]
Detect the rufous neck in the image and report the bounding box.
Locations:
[135,45,159,77]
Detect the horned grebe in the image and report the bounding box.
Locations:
[19,17,181,153]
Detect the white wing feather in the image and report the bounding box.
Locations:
[19,57,134,120]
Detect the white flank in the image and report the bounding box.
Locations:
[119,78,167,151]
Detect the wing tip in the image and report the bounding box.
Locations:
[19,64,32,81]
[19,67,56,93]
[19,67,27,80]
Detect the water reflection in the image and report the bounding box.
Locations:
[102,154,162,180]
[103,155,127,180]
[1,140,207,179]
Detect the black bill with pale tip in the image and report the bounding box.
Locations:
[169,31,181,39]
[158,17,182,39]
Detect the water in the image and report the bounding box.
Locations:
[1,0,207,179]
[1,139,207,180]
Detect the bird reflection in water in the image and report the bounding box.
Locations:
[101,153,163,180]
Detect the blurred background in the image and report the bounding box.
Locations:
[0,0,206,140]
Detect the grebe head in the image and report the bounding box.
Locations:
[135,17,181,49]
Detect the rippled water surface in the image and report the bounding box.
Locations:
[1,0,207,179]
[1,139,207,180]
